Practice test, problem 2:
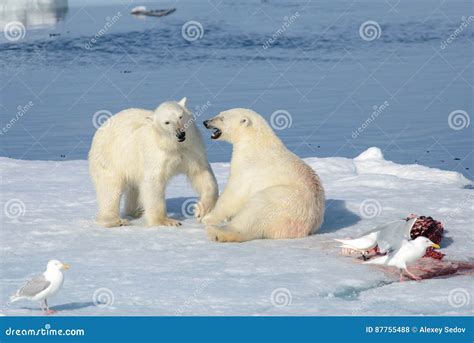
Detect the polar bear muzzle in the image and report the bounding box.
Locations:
[203,120,222,140]
[176,129,186,142]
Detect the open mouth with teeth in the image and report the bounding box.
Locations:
[210,128,222,139]
[203,120,222,139]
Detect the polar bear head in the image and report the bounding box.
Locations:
[152,97,191,142]
[203,108,273,143]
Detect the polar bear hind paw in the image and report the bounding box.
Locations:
[206,226,242,243]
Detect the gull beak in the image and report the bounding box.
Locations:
[62,263,70,270]
[431,243,440,249]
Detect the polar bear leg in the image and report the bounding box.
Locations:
[206,206,263,243]
[186,164,218,222]
[95,177,128,227]
[207,186,310,242]
[202,181,245,225]
[140,178,181,227]
[124,185,142,218]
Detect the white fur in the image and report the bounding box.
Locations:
[89,98,218,227]
[202,108,325,242]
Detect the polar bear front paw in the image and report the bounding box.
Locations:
[98,217,129,228]
[147,217,182,227]
[194,202,212,223]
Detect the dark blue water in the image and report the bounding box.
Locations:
[0,0,472,178]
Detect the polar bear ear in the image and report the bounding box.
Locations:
[240,117,251,127]
[178,97,187,108]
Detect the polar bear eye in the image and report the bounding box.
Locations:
[179,116,183,119]
[165,121,170,125]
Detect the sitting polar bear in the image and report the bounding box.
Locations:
[202,108,325,242]
[88,98,218,227]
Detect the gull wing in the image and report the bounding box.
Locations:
[376,218,417,253]
[353,220,406,238]
[17,274,51,297]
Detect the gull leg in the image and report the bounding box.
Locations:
[399,270,404,282]
[44,299,56,315]
[405,268,421,281]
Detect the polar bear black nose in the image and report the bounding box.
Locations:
[203,120,210,128]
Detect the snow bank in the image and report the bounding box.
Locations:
[354,147,471,186]
[0,148,472,316]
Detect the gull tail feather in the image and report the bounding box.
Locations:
[339,244,359,250]
[363,255,389,265]
[9,294,23,303]
[334,238,354,245]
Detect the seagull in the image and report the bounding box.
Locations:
[364,236,440,281]
[10,259,70,315]
[335,231,379,252]
[335,218,417,258]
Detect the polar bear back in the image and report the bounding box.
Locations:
[230,139,323,197]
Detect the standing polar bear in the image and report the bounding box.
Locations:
[202,108,325,242]
[89,98,218,227]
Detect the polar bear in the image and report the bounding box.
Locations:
[88,98,218,227]
[202,108,325,242]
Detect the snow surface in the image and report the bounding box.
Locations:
[0,147,472,316]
